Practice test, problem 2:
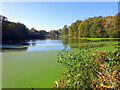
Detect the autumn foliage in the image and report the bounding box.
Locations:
[61,13,120,38]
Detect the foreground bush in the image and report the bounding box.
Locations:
[54,48,120,89]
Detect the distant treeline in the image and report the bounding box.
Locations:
[1,15,60,41]
[1,13,120,41]
[60,13,120,38]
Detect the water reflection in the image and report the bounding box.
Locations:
[26,39,70,51]
[1,38,119,52]
[2,47,28,52]
[60,38,69,49]
[1,39,70,52]
[1,40,29,52]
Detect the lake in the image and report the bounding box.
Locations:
[1,39,70,52]
[1,38,119,88]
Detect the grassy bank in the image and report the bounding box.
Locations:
[78,38,120,40]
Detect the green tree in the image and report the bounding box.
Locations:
[68,20,82,37]
[61,25,68,35]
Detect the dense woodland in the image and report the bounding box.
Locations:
[1,15,60,41]
[1,13,120,42]
[60,13,120,38]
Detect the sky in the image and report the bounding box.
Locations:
[1,2,118,31]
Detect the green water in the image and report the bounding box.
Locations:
[2,38,119,88]
[2,51,64,88]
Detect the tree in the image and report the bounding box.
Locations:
[49,30,60,36]
[61,25,68,35]
[68,20,82,37]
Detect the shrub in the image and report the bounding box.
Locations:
[54,47,120,89]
